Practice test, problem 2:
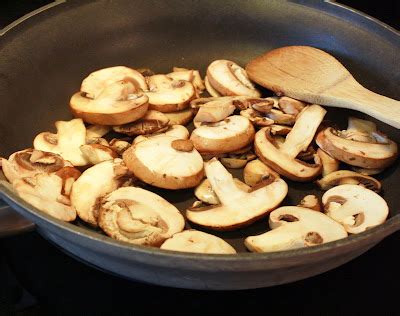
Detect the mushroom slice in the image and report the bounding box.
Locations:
[123,136,204,189]
[245,206,347,253]
[86,125,111,139]
[168,68,205,96]
[144,75,195,113]
[34,118,89,166]
[204,76,222,97]
[278,97,306,116]
[161,230,236,254]
[316,170,381,192]
[243,159,280,187]
[80,144,118,165]
[98,187,185,246]
[270,125,292,136]
[322,184,389,234]
[186,158,288,231]
[191,115,255,153]
[113,110,169,136]
[81,66,147,99]
[220,151,256,169]
[317,148,340,177]
[351,166,385,176]
[194,101,235,123]
[13,173,77,222]
[265,109,296,125]
[240,108,274,127]
[109,139,131,155]
[255,105,326,181]
[70,159,131,226]
[298,195,321,212]
[206,60,261,97]
[70,81,149,125]
[194,178,250,205]
[133,125,189,145]
[164,108,194,126]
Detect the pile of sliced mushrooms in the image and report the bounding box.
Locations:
[1,59,397,255]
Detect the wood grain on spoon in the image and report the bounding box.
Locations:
[246,46,400,128]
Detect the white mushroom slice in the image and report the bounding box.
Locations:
[206,60,261,97]
[245,206,347,252]
[243,159,280,187]
[86,125,111,139]
[265,109,296,125]
[70,159,130,226]
[194,178,250,205]
[190,115,255,153]
[133,125,189,145]
[278,97,306,116]
[85,137,109,146]
[144,75,195,113]
[255,105,326,181]
[351,166,385,176]
[163,108,194,126]
[173,67,205,92]
[80,144,118,165]
[13,173,77,222]
[168,68,205,96]
[194,102,235,123]
[186,158,288,231]
[220,153,256,169]
[298,195,321,212]
[98,187,185,246]
[161,230,236,254]
[34,118,89,166]
[322,184,389,234]
[123,136,204,189]
[70,81,149,125]
[109,139,131,155]
[240,108,274,127]
[113,110,169,136]
[317,148,340,177]
[316,170,381,192]
[81,66,147,99]
[270,124,292,136]
[204,76,222,97]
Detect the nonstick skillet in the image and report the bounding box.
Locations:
[0,0,399,289]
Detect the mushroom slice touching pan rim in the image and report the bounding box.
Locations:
[322,184,389,234]
[316,170,381,192]
[206,60,261,97]
[244,206,347,253]
[133,124,189,145]
[70,159,131,226]
[190,115,255,153]
[33,118,89,166]
[255,104,326,181]
[161,230,236,254]
[98,187,185,246]
[123,136,204,189]
[186,158,288,231]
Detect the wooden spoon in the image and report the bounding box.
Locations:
[246,46,400,128]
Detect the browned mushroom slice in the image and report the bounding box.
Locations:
[243,159,280,187]
[86,125,111,139]
[204,76,222,97]
[98,187,185,246]
[265,109,296,125]
[109,139,131,155]
[317,148,340,177]
[164,108,194,126]
[297,195,321,212]
[161,230,236,254]
[270,124,292,136]
[278,97,306,116]
[133,125,189,145]
[351,166,385,176]
[220,151,256,169]
[240,108,274,127]
[194,101,235,123]
[316,170,381,192]
[80,144,118,165]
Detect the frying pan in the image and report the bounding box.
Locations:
[0,0,399,290]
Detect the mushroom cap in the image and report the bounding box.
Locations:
[190,115,255,153]
[186,158,288,231]
[98,187,185,246]
[161,230,236,254]
[322,184,389,234]
[316,170,381,192]
[245,206,347,253]
[123,136,204,189]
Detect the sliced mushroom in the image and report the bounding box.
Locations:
[133,124,189,145]
[255,105,326,181]
[163,108,194,126]
[98,187,185,246]
[204,76,222,97]
[70,80,149,125]
[123,136,204,189]
[70,159,131,225]
[161,230,236,254]
[322,184,389,234]
[240,108,274,127]
[186,158,288,231]
[144,74,195,112]
[80,144,118,165]
[270,124,292,136]
[206,60,261,97]
[86,125,111,139]
[34,118,89,166]
[243,159,280,187]
[194,101,235,123]
[191,115,255,153]
[278,97,306,116]
[113,110,169,136]
[265,109,296,125]
[109,139,131,155]
[245,206,347,252]
[316,170,381,192]
[220,151,256,169]
[351,166,385,176]
[317,148,340,177]
[298,195,321,212]
[168,67,205,96]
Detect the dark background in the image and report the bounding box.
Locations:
[0,1,399,315]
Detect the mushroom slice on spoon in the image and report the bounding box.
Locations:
[245,206,347,253]
[161,230,236,254]
[322,184,389,234]
[98,187,185,246]
[186,158,288,231]
[316,170,381,192]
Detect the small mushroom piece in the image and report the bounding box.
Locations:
[316,170,381,192]
[113,110,170,136]
[186,158,288,231]
[265,109,296,125]
[206,60,261,97]
[322,184,389,234]
[144,75,196,112]
[123,136,204,189]
[70,159,131,225]
[86,125,111,139]
[98,187,185,246]
[278,97,306,116]
[109,139,131,155]
[13,173,77,222]
[133,125,189,145]
[168,68,205,96]
[255,105,326,181]
[160,230,236,254]
[240,108,274,127]
[194,101,235,123]
[317,148,340,177]
[351,166,385,176]
[80,144,118,165]
[163,108,194,126]
[245,206,347,252]
[270,125,292,136]
[191,115,255,153]
[204,76,222,97]
[243,159,280,187]
[298,195,321,212]
[220,152,256,169]
[34,118,89,166]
